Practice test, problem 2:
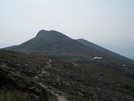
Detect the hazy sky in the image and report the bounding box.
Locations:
[0,0,134,59]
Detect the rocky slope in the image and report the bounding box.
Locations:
[0,49,134,101]
[0,66,48,101]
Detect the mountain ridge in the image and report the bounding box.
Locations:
[4,30,134,64]
[77,39,134,64]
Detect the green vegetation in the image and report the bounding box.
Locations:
[47,92,58,101]
[0,90,34,101]
[65,92,89,101]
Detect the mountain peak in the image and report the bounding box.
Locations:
[36,30,62,37]
[36,30,48,37]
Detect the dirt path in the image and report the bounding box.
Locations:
[38,83,69,101]
[37,59,69,101]
[57,95,69,101]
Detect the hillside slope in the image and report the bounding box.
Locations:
[0,49,134,101]
[5,30,133,64]
[77,39,134,64]
[0,63,48,101]
[4,30,107,60]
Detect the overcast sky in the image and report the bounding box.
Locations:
[0,0,134,59]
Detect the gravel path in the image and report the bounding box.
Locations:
[38,83,69,101]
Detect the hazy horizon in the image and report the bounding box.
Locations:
[0,0,134,59]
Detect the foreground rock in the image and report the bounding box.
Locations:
[0,66,48,101]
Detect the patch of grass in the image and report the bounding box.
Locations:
[47,92,58,101]
[0,90,34,101]
[46,86,90,101]
[65,92,90,101]
[76,63,121,78]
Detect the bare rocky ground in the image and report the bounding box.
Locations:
[0,50,134,101]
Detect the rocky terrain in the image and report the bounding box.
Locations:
[0,49,134,101]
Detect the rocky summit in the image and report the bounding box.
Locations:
[0,49,134,101]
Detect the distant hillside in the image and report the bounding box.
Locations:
[77,39,134,64]
[99,43,134,60]
[5,30,134,64]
